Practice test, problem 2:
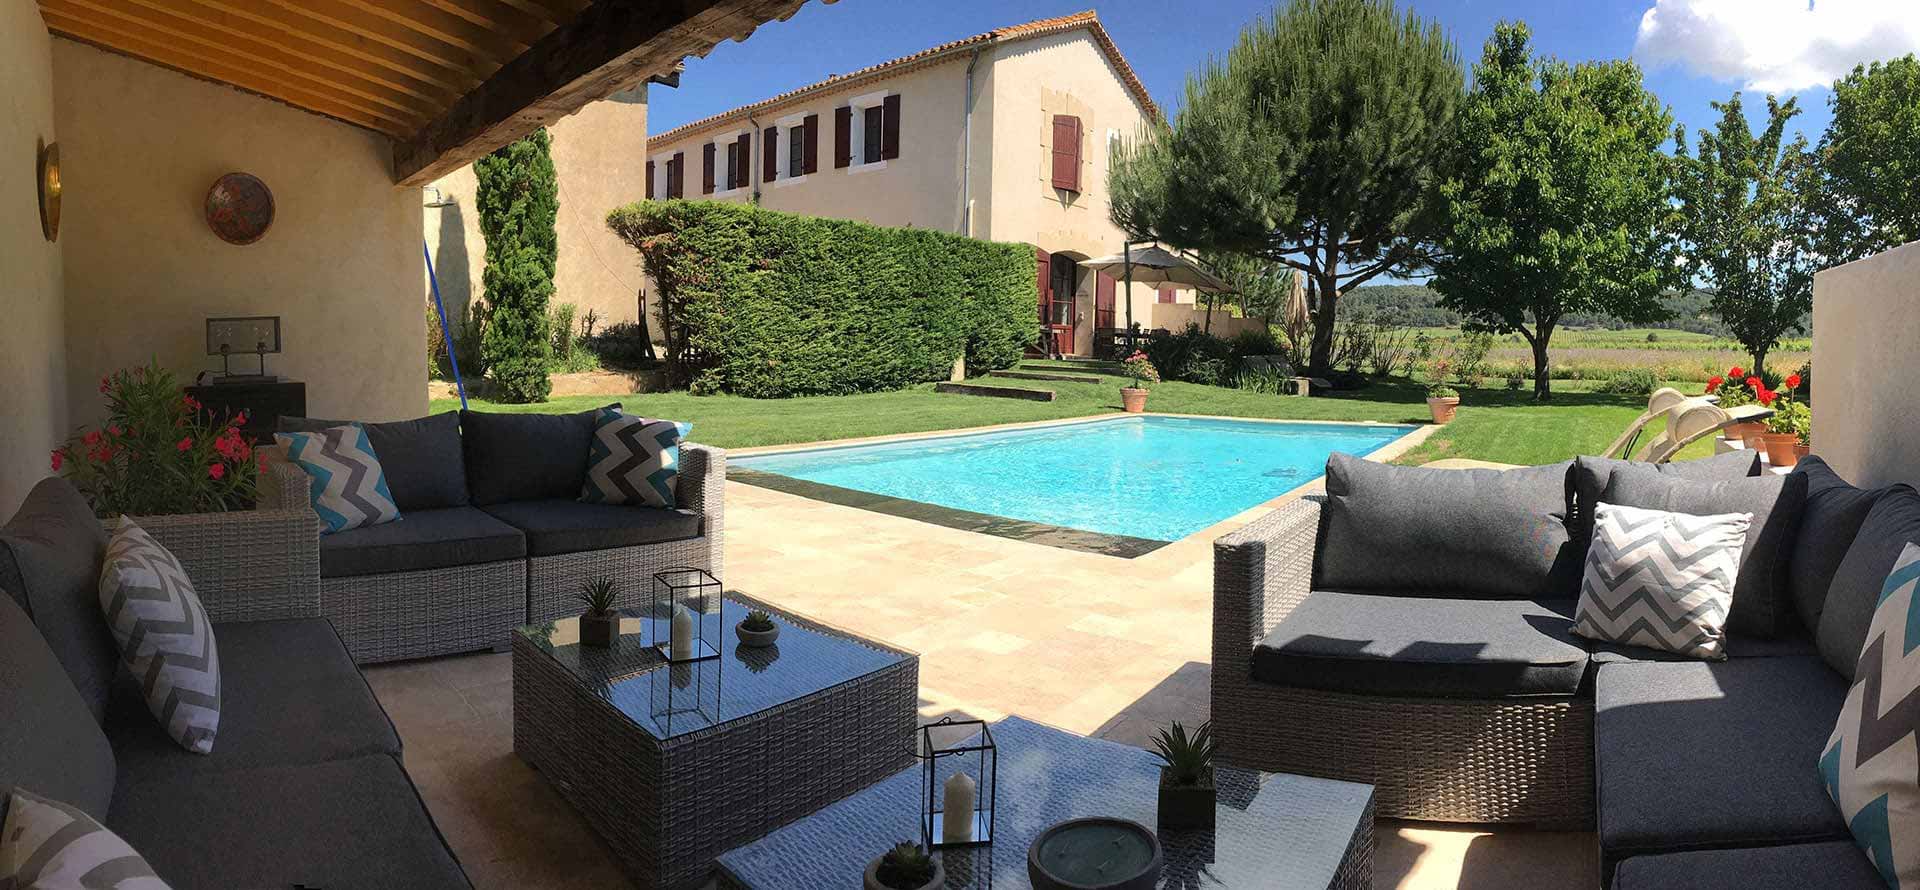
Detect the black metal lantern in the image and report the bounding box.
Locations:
[650,567,721,663]
[918,717,996,848]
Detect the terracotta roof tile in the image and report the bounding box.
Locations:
[647,10,1158,146]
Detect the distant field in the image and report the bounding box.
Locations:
[1414,327,1811,383]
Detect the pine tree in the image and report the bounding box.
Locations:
[475,128,558,403]
[1109,0,1464,377]
[1430,22,1682,401]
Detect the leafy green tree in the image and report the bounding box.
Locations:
[1816,55,1920,261]
[1672,94,1817,375]
[475,128,559,403]
[1109,0,1464,377]
[1429,22,1682,400]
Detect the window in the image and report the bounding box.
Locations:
[862,105,884,164]
[789,126,805,178]
[840,91,899,170]
[725,141,742,190]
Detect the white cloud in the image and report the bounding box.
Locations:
[1634,0,1920,92]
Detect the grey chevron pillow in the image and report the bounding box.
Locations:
[98,519,222,754]
[0,787,171,888]
[1573,502,1751,660]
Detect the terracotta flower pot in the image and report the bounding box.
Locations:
[1760,432,1801,468]
[1426,396,1460,424]
[1724,421,1765,447]
[1121,387,1149,413]
[1795,443,1812,460]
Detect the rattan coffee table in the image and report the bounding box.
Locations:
[511,593,918,890]
[716,716,1375,890]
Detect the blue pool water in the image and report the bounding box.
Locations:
[733,416,1416,542]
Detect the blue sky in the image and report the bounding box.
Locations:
[653,1,1919,147]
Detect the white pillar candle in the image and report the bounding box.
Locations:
[943,771,976,843]
[671,604,694,660]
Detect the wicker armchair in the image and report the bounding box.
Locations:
[1211,496,1593,826]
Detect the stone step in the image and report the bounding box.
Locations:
[934,382,1056,402]
[987,370,1104,384]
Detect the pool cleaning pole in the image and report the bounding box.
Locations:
[424,242,469,410]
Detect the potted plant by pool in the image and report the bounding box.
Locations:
[864,841,944,890]
[577,578,621,648]
[1758,372,1809,467]
[1424,380,1460,424]
[1151,719,1218,830]
[1705,367,1766,446]
[1120,351,1159,413]
[735,608,779,647]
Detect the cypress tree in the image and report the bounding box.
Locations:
[475,128,558,403]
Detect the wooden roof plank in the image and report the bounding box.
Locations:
[187,0,480,93]
[265,0,504,75]
[410,0,554,45]
[333,0,531,59]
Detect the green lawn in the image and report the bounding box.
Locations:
[432,368,1710,465]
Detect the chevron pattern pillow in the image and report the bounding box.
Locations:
[1572,502,1751,659]
[1,788,170,888]
[581,409,691,508]
[274,423,400,534]
[1821,542,1920,889]
[98,519,221,754]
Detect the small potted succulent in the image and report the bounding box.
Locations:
[1759,372,1809,467]
[1119,351,1159,413]
[1151,719,1218,830]
[735,608,780,648]
[577,578,622,648]
[864,841,945,890]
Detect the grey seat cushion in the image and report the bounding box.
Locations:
[319,506,526,578]
[1569,452,1761,552]
[1611,842,1882,890]
[280,412,468,511]
[1251,591,1589,698]
[105,618,398,777]
[1818,487,1920,679]
[1319,454,1579,599]
[480,499,702,558]
[108,754,471,890]
[0,477,118,722]
[1601,465,1809,638]
[461,406,615,506]
[0,596,116,821]
[1594,656,1849,879]
[1585,628,1819,666]
[1788,456,1902,635]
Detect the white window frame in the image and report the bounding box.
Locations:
[709,128,753,197]
[848,89,890,172]
[774,112,808,187]
[649,151,675,200]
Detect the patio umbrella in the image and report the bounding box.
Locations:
[1281,269,1310,353]
[1080,245,1232,351]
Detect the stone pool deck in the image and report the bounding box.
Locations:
[364,420,1592,889]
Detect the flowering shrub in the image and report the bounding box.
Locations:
[1121,351,1161,389]
[53,359,262,517]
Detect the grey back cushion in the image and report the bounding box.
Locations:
[0,595,116,821]
[0,478,117,723]
[1569,452,1760,551]
[1788,456,1901,635]
[1817,488,1920,679]
[1601,465,1808,638]
[1319,453,1578,599]
[461,406,616,506]
[279,412,468,512]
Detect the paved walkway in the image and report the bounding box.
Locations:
[365,425,1595,889]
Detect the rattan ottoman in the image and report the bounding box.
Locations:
[511,592,918,890]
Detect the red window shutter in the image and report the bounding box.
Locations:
[702,143,716,194]
[671,152,684,198]
[1157,286,1176,304]
[1051,114,1082,192]
[834,106,852,168]
[735,133,752,188]
[1095,272,1116,329]
[645,160,655,197]
[1035,247,1052,324]
[803,114,820,173]
[881,93,901,160]
[763,126,778,181]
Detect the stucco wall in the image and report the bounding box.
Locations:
[0,8,65,517]
[1810,240,1920,487]
[426,87,650,341]
[53,38,425,426]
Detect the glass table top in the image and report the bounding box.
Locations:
[517,597,910,740]
[717,716,1375,889]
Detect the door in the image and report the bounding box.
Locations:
[1048,255,1078,356]
[1094,272,1116,330]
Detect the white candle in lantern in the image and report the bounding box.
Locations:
[671,604,694,660]
[943,771,976,843]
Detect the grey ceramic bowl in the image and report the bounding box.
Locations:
[1028,817,1162,890]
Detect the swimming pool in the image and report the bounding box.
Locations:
[731,416,1416,545]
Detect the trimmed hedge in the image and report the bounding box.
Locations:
[607,201,1037,397]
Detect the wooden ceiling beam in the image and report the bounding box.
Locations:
[409,0,554,45]
[42,12,414,136]
[493,0,585,26]
[333,0,531,58]
[393,0,824,187]
[188,0,480,93]
[266,0,505,74]
[42,0,440,123]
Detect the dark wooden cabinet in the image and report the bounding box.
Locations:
[185,379,306,444]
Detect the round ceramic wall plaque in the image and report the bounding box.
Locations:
[204,172,275,245]
[38,142,60,243]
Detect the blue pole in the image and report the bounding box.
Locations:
[423,242,469,410]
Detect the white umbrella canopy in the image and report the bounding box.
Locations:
[1079,245,1232,292]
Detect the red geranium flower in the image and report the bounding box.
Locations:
[1785,374,1802,390]
[1758,389,1778,406]
[1745,376,1763,391]
[208,463,226,481]
[176,436,194,452]
[1729,366,1744,379]
[83,430,102,447]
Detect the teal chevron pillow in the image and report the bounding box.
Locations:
[581,409,690,508]
[274,423,400,534]
[1823,542,1920,889]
